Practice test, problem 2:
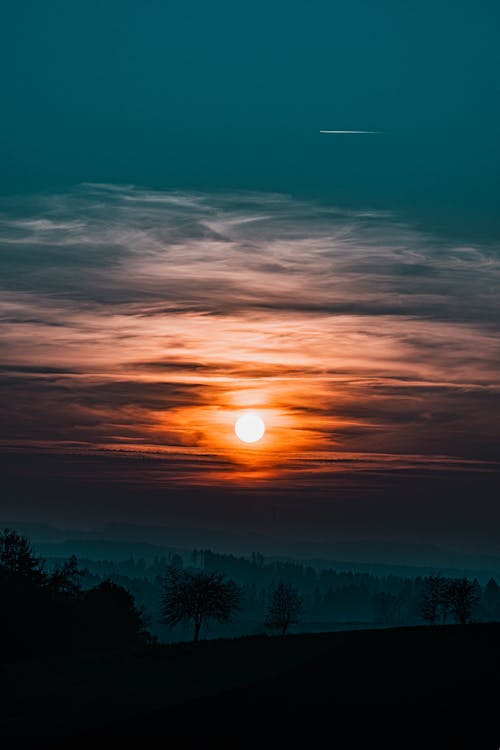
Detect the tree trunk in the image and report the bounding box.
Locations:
[193,619,201,641]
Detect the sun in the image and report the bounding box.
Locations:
[234,413,266,444]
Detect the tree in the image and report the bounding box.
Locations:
[47,554,84,599]
[439,578,454,624]
[0,530,155,659]
[265,581,303,636]
[161,567,241,642]
[0,529,48,659]
[485,577,500,600]
[420,575,480,626]
[447,577,481,625]
[420,574,445,625]
[169,553,183,569]
[484,577,500,620]
[82,579,152,649]
[0,528,44,583]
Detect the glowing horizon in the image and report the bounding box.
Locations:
[1,184,499,488]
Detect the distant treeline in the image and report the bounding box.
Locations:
[199,550,500,628]
[48,545,500,640]
[3,530,500,660]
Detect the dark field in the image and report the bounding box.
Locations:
[2,623,499,749]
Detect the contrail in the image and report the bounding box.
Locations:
[320,130,383,134]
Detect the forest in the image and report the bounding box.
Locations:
[2,528,500,657]
[75,546,500,639]
[2,527,500,748]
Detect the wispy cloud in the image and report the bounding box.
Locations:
[1,184,499,486]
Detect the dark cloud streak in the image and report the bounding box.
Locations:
[1,185,499,540]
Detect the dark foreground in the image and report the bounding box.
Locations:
[2,624,499,749]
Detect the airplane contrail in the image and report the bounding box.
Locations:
[320,130,383,134]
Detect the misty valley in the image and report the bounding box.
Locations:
[1,527,499,748]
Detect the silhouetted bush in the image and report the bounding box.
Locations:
[81,579,152,650]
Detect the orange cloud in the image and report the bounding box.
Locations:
[1,185,499,488]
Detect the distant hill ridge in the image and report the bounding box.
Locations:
[3,520,500,579]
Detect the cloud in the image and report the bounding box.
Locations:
[0,184,499,485]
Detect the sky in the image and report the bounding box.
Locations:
[1,1,499,553]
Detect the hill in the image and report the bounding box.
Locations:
[5,521,500,578]
[1,624,498,748]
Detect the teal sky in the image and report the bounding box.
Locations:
[1,2,500,548]
[2,0,500,237]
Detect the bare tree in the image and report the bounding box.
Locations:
[447,577,481,625]
[161,567,241,642]
[420,574,445,625]
[440,579,454,624]
[420,574,480,625]
[265,581,303,636]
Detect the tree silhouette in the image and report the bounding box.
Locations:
[420,574,445,625]
[484,577,500,620]
[265,581,303,636]
[82,579,152,649]
[161,566,241,641]
[0,528,48,658]
[48,554,84,599]
[0,529,155,659]
[447,577,481,625]
[420,574,480,625]
[439,578,454,624]
[0,528,44,583]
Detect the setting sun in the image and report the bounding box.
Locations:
[234,413,266,444]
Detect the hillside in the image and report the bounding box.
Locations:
[2,624,498,748]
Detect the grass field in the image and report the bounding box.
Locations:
[2,623,499,748]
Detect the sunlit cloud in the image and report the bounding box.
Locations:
[1,184,499,486]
